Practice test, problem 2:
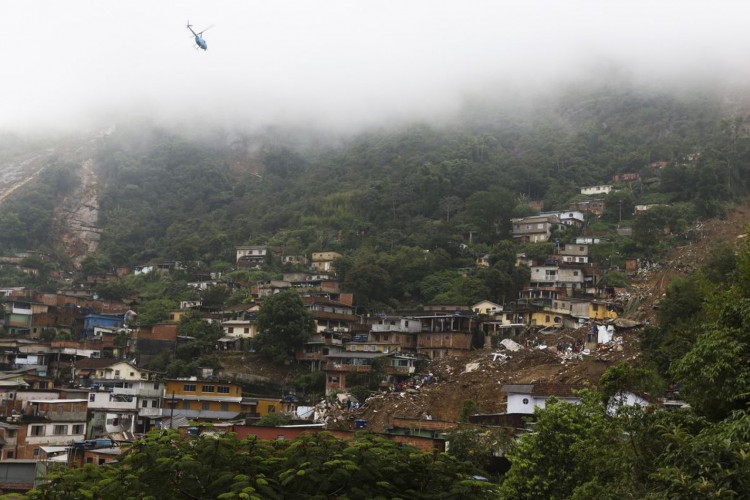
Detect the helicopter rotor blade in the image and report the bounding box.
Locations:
[198,25,214,35]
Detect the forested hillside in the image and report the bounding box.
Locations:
[2,82,750,310]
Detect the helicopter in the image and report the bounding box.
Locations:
[186,21,211,51]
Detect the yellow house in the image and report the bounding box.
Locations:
[168,310,188,323]
[588,301,618,321]
[244,397,285,419]
[529,311,563,328]
[163,379,284,421]
[164,379,244,421]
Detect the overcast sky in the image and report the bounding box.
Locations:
[4,1,750,133]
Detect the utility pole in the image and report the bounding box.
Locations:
[169,391,175,429]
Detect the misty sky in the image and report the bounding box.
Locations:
[4,1,750,133]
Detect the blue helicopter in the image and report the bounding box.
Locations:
[186,21,211,51]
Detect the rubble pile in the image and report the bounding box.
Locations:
[320,323,643,433]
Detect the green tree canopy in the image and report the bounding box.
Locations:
[255,290,315,363]
[26,430,498,500]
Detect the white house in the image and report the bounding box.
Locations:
[502,384,581,414]
[472,301,503,315]
[580,185,612,196]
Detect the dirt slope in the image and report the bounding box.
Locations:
[624,202,750,323]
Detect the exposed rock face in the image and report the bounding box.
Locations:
[0,134,104,268]
[54,154,102,268]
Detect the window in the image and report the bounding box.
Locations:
[220,402,229,411]
[152,400,159,408]
[89,393,96,402]
[182,401,191,410]
[130,372,135,377]
[350,345,357,351]
[53,425,67,436]
[115,370,120,377]
[30,425,45,436]
[33,448,40,458]
[142,400,148,408]
[228,327,234,334]
[72,424,84,435]
[202,385,215,393]
[243,328,249,334]
[201,402,210,411]
[154,383,160,390]
[5,451,12,459]
[183,384,196,392]
[86,457,93,464]
[217,386,230,394]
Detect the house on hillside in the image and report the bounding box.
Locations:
[510,215,561,243]
[236,246,269,269]
[612,173,641,182]
[529,265,584,291]
[302,296,359,334]
[414,313,476,359]
[311,252,342,274]
[162,379,262,422]
[82,314,123,341]
[9,399,88,459]
[471,301,503,315]
[559,244,589,265]
[580,185,612,196]
[502,384,582,414]
[541,211,585,228]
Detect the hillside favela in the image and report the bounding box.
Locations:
[1,2,750,499]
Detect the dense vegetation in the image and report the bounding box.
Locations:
[22,430,497,499]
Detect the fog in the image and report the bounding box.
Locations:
[4,1,750,134]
